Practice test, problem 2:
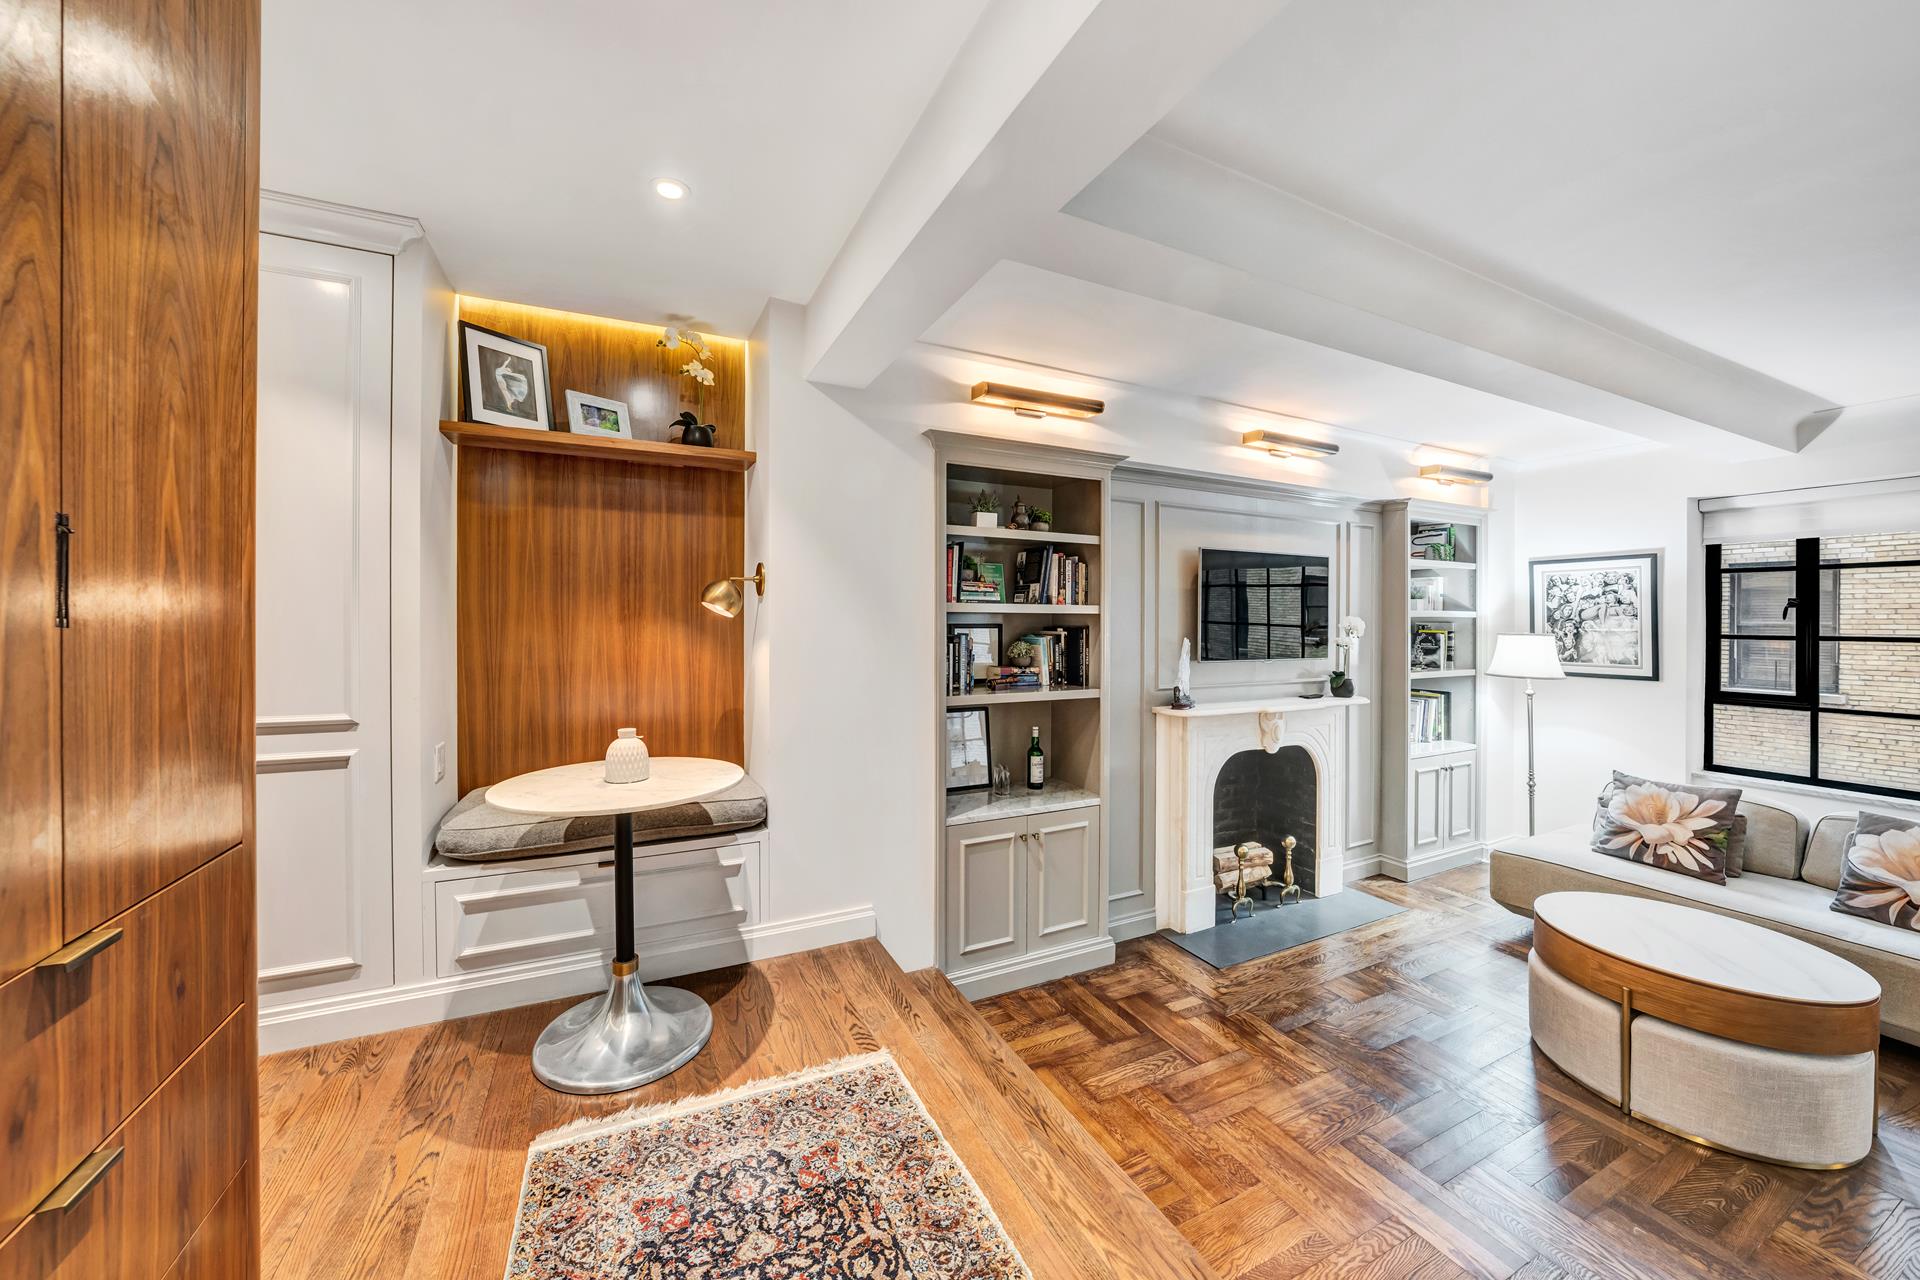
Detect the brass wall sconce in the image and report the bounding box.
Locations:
[1241,429,1340,459]
[701,563,766,618]
[969,382,1105,420]
[1419,464,1494,487]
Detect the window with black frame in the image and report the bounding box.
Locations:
[1705,530,1920,799]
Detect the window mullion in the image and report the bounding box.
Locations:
[1796,537,1821,781]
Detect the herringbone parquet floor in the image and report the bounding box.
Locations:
[977,866,1920,1280]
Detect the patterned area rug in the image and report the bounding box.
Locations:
[504,1050,1030,1279]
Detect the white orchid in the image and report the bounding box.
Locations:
[660,326,716,381]
[682,360,716,386]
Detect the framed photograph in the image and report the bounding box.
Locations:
[1530,550,1660,680]
[948,622,1001,680]
[944,708,992,792]
[459,322,552,430]
[564,390,633,440]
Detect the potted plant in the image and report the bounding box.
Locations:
[1029,507,1053,532]
[658,326,719,445]
[1005,638,1039,668]
[972,492,1001,528]
[1330,615,1366,697]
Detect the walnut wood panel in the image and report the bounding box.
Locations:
[161,1165,256,1280]
[0,1010,252,1279]
[1534,915,1881,1055]
[457,297,745,450]
[0,0,63,983]
[0,849,248,1241]
[59,0,259,929]
[257,939,1213,1279]
[439,419,755,472]
[456,448,745,792]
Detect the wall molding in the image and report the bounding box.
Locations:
[257,904,877,1053]
[1378,843,1487,882]
[260,190,425,255]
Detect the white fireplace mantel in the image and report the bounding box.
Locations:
[1152,696,1371,934]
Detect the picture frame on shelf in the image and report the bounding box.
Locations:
[563,390,633,440]
[944,707,992,792]
[1529,549,1660,681]
[949,622,1001,680]
[459,322,552,430]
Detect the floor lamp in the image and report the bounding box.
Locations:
[1487,634,1566,836]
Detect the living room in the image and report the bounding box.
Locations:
[6,1,1920,1277]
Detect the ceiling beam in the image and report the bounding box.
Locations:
[802,0,1296,389]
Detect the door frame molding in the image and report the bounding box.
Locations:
[261,191,423,256]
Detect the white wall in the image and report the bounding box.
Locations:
[1502,407,1920,836]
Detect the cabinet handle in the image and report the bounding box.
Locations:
[33,1147,122,1215]
[1018,832,1028,843]
[36,925,123,973]
[1032,831,1046,860]
[54,512,73,629]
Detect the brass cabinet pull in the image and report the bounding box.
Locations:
[36,926,123,973]
[33,1147,123,1215]
[1032,831,1046,860]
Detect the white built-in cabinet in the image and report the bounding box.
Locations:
[1411,749,1476,856]
[255,232,397,1007]
[943,803,1103,977]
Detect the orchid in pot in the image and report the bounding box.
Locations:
[1330,615,1366,697]
[658,325,718,445]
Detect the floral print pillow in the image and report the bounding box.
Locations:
[1589,772,1742,884]
[1830,812,1920,930]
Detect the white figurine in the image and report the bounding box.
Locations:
[1173,637,1196,709]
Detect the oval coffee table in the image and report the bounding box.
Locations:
[1529,891,1881,1168]
[488,757,745,1094]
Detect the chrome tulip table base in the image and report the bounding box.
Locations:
[531,959,713,1095]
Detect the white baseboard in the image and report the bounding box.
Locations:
[947,936,1117,1002]
[258,906,877,1054]
[1108,910,1159,943]
[1378,843,1487,882]
[1343,855,1384,882]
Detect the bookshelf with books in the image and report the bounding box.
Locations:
[929,430,1123,999]
[1379,501,1488,879]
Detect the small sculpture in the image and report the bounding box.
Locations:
[1172,638,1196,709]
[1008,496,1031,530]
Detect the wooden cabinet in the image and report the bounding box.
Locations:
[944,804,1103,984]
[0,0,259,1269]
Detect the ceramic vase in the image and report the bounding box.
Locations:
[605,727,650,783]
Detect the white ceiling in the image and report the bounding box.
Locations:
[921,262,1635,463]
[1149,0,1920,407]
[261,0,987,335]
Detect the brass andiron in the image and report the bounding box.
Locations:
[1279,835,1302,904]
[1229,843,1257,921]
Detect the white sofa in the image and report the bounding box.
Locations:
[1490,796,1920,1047]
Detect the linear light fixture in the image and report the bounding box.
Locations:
[1241,429,1340,460]
[1419,463,1494,487]
[969,382,1104,420]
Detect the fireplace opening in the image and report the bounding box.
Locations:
[1212,746,1318,898]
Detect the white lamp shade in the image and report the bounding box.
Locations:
[1486,633,1565,680]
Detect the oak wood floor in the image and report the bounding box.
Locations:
[977,866,1920,1280]
[256,938,1212,1279]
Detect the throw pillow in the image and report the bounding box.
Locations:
[1593,778,1744,875]
[1590,771,1742,884]
[1830,811,1920,930]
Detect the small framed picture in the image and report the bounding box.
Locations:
[948,623,1001,680]
[945,708,992,792]
[564,390,633,440]
[1529,550,1660,680]
[459,322,552,430]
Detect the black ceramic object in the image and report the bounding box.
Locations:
[672,410,716,447]
[1330,674,1356,698]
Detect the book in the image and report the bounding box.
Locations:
[1411,625,1451,671]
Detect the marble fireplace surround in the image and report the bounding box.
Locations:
[1152,696,1372,934]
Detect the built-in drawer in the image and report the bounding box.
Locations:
[0,1010,252,1278]
[434,839,763,978]
[0,849,249,1239]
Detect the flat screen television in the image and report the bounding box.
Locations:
[1197,548,1330,661]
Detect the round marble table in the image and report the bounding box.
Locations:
[1529,891,1881,1167]
[487,757,745,1094]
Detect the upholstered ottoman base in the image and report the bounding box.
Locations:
[1528,951,1622,1105]
[1629,1016,1875,1169]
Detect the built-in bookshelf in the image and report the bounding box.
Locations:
[929,430,1123,999]
[1379,501,1489,880]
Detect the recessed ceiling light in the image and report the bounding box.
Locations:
[654,178,689,201]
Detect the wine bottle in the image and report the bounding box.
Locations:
[1027,725,1045,790]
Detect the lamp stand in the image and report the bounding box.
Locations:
[1524,676,1538,837]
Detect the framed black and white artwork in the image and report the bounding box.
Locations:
[1529,550,1660,680]
[944,707,992,792]
[564,390,633,440]
[459,322,552,430]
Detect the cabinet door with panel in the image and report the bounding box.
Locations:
[59,0,259,929]
[943,817,1027,971]
[1411,761,1447,852]
[1029,805,1102,951]
[1445,756,1477,845]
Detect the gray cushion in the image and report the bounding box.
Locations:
[1802,813,1857,890]
[1831,811,1920,930]
[1591,771,1741,885]
[1736,798,1805,880]
[435,775,767,862]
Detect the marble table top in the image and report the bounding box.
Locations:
[486,757,745,818]
[1535,890,1880,1005]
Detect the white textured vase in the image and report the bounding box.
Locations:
[604,727,650,784]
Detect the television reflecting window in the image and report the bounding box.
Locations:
[1197,549,1330,661]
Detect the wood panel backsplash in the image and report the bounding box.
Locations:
[457,297,745,450]
[456,446,746,792]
